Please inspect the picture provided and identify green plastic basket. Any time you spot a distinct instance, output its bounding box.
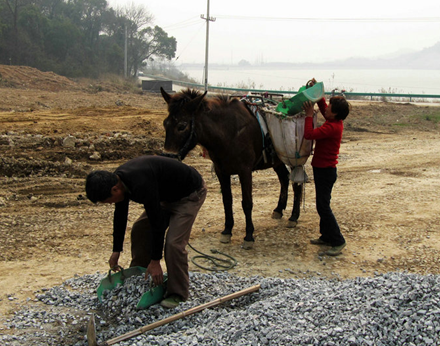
[276,82,325,115]
[96,266,167,309]
[97,266,147,301]
[136,276,168,310]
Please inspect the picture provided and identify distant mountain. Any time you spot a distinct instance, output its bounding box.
[272,42,440,69]
[377,48,416,59]
[179,42,440,70]
[386,42,440,69]
[330,42,440,69]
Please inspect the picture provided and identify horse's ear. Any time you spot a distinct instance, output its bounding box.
[160,87,171,104]
[187,91,207,113]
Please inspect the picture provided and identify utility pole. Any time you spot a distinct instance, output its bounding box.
[201,0,216,92]
[124,25,128,78]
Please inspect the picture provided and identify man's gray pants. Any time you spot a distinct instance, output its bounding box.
[130,181,207,300]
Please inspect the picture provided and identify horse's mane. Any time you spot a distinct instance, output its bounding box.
[179,88,204,100]
[168,88,205,114]
[170,89,242,113]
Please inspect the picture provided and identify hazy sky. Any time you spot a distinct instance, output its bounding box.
[109,0,440,65]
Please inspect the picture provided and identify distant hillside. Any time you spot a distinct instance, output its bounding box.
[180,42,440,70]
[387,42,440,69]
[329,42,440,69]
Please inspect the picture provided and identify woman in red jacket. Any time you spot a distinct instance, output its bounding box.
[303,79,350,256]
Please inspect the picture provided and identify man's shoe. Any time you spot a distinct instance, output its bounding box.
[160,295,183,308]
[325,243,346,256]
[310,238,330,246]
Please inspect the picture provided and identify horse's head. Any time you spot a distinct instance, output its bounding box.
[161,87,207,159]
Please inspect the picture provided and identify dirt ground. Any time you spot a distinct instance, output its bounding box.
[1,65,440,328]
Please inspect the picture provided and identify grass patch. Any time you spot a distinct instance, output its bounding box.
[76,74,141,94]
[424,114,440,123]
[410,111,440,124]
[347,103,440,134]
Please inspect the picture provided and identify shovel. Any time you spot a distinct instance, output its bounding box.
[87,284,261,346]
[96,266,146,301]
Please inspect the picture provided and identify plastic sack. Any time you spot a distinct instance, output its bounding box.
[263,108,316,168]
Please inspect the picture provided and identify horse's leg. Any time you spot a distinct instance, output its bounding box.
[287,182,303,228]
[271,164,289,220]
[238,171,254,249]
[217,173,234,243]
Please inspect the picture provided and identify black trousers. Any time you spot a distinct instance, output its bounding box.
[313,166,345,246]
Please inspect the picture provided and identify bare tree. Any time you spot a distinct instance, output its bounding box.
[115,2,175,77]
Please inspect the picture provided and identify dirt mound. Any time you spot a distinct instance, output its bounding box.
[0,65,79,91]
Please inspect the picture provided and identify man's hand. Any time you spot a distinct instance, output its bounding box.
[108,252,120,270]
[302,101,315,118]
[146,260,163,286]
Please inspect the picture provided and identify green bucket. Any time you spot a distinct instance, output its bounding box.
[96,266,147,301]
[136,276,168,310]
[96,266,167,309]
[276,81,325,115]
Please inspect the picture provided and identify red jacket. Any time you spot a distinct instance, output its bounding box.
[304,98,343,168]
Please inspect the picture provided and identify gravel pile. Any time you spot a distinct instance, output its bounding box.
[2,271,440,345]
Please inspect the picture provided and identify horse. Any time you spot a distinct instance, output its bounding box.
[160,87,303,249]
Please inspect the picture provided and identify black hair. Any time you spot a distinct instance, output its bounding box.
[329,96,350,120]
[85,170,119,203]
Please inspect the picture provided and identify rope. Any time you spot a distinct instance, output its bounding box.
[241,97,275,151]
[300,166,307,211]
[254,109,266,148]
[242,99,266,148]
[303,178,307,211]
[188,243,237,271]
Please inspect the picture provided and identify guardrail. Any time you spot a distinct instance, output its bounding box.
[142,75,440,102]
[334,92,440,102]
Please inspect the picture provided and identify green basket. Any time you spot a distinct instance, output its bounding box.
[136,276,168,310]
[97,266,147,301]
[96,266,167,309]
[276,82,325,115]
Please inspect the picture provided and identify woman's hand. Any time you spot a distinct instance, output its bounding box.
[307,78,317,87]
[302,101,315,117]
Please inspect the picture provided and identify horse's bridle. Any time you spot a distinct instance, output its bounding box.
[161,118,197,161]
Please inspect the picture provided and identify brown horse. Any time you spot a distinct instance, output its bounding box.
[160,87,303,249]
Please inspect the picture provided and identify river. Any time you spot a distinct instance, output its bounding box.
[179,67,440,95]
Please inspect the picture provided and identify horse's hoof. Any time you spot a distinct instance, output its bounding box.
[287,220,298,228]
[242,240,254,250]
[220,234,232,243]
[271,211,282,220]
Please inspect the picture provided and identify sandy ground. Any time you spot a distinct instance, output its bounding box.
[1,65,440,333]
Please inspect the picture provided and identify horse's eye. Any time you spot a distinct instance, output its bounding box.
[177,122,187,131]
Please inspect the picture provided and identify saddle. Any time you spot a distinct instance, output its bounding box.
[240,97,277,165]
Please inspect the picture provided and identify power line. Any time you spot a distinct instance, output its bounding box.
[161,16,201,30]
[155,15,440,32]
[175,22,206,60]
[215,15,440,23]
